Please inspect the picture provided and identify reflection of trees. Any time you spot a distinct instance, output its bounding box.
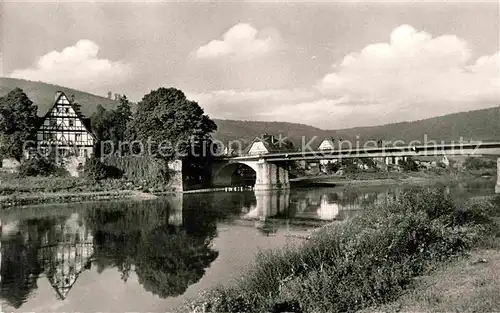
[0,230,41,308]
[0,217,86,307]
[86,198,220,299]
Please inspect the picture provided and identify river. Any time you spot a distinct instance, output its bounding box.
[0,180,495,312]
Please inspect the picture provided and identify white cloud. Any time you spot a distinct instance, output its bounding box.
[318,24,499,104]
[193,25,499,129]
[10,39,132,92]
[195,23,276,60]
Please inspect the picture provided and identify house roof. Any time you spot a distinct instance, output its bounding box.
[36,91,96,138]
[318,137,336,149]
[244,133,295,155]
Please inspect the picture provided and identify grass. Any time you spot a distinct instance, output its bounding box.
[0,171,175,208]
[178,189,500,313]
[360,248,500,313]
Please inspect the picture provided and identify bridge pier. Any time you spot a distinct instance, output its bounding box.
[254,160,290,191]
[496,157,500,194]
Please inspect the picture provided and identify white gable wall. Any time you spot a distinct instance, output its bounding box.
[318,140,335,150]
[248,142,269,155]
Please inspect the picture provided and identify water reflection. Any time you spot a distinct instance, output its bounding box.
[0,180,494,311]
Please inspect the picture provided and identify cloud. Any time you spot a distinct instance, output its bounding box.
[189,88,318,121]
[195,23,277,60]
[193,25,499,129]
[318,24,499,104]
[10,39,132,92]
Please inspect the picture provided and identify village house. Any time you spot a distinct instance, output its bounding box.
[245,133,295,156]
[318,137,338,173]
[28,91,96,174]
[318,137,336,151]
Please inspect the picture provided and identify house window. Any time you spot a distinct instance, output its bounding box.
[64,108,69,113]
[69,119,74,127]
[43,133,51,141]
[83,149,89,158]
[75,133,81,142]
[50,119,57,127]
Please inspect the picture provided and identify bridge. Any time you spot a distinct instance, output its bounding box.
[211,141,500,193]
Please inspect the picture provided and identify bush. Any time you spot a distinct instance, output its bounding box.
[464,157,496,170]
[399,157,419,172]
[179,188,500,313]
[83,157,108,181]
[102,155,167,183]
[19,155,65,177]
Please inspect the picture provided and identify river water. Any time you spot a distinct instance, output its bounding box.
[0,180,495,312]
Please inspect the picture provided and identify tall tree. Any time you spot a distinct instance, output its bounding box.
[129,87,217,160]
[0,88,38,160]
[91,96,133,155]
[115,95,132,141]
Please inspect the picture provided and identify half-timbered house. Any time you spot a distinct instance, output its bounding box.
[34,91,96,160]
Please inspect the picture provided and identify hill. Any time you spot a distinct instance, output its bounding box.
[0,77,119,117]
[214,105,500,149]
[1,78,498,148]
[324,106,500,144]
[212,119,328,148]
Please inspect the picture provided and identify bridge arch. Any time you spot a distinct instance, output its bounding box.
[211,160,291,190]
[212,161,258,188]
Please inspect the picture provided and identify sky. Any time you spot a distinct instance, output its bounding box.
[2,1,499,129]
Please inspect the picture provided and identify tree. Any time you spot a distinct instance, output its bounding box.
[0,88,38,160]
[91,96,133,156]
[115,95,132,140]
[129,87,217,160]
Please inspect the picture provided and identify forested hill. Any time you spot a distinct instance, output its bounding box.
[2,77,498,147]
[214,106,500,147]
[0,77,119,117]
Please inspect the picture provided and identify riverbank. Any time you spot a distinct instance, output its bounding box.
[177,189,500,313]
[291,168,497,188]
[0,168,495,208]
[0,189,160,209]
[359,248,500,313]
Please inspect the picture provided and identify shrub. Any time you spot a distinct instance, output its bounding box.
[19,155,64,177]
[464,157,496,170]
[399,157,419,172]
[179,188,500,313]
[83,157,108,181]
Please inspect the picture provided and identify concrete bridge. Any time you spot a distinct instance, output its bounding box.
[212,141,500,193]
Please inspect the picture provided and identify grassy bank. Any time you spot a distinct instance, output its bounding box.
[178,189,500,313]
[359,248,500,313]
[0,172,172,208]
[292,168,497,187]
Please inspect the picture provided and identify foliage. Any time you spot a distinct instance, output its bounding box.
[0,88,38,160]
[325,162,341,173]
[128,87,217,160]
[91,96,132,155]
[180,188,500,313]
[464,157,497,170]
[399,157,419,172]
[18,154,65,177]
[102,155,169,184]
[83,157,108,181]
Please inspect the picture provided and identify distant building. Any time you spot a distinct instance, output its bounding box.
[32,91,96,161]
[318,138,337,171]
[318,138,335,151]
[245,133,294,156]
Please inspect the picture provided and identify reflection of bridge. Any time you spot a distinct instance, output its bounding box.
[239,188,381,223]
[212,142,500,193]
